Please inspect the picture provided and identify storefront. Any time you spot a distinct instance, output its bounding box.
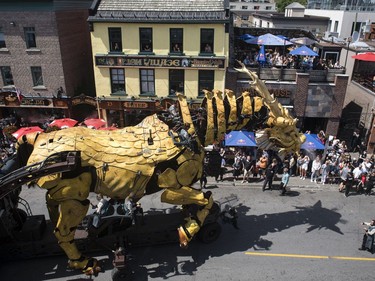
[0,91,70,126]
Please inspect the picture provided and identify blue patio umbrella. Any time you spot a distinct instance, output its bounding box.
[225,131,257,147]
[301,134,325,150]
[290,45,319,56]
[245,33,293,46]
[257,45,267,64]
[238,34,255,41]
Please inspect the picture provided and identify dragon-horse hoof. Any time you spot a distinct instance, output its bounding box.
[178,191,214,248]
[68,257,101,276]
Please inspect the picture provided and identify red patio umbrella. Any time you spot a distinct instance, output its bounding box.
[48,118,78,128]
[351,52,375,62]
[83,118,106,129]
[12,126,43,139]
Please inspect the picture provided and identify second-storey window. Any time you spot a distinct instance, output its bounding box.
[140,69,155,95]
[140,28,152,52]
[200,29,214,54]
[169,69,184,95]
[0,28,6,48]
[31,66,43,86]
[24,27,36,48]
[198,70,214,97]
[109,28,122,52]
[0,66,14,85]
[110,68,125,94]
[170,28,183,53]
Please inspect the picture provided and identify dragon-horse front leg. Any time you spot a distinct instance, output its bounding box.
[158,155,214,248]
[38,171,100,275]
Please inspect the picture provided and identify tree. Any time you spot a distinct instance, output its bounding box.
[275,0,307,13]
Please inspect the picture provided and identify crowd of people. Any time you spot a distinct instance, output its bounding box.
[240,49,343,71]
[202,131,375,197]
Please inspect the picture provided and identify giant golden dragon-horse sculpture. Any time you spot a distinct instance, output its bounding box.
[12,63,305,274]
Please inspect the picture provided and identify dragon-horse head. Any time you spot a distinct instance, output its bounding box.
[234,61,305,158]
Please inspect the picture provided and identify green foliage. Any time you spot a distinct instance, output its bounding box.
[275,0,307,13]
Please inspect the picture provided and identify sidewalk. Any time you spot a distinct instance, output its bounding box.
[204,170,339,191]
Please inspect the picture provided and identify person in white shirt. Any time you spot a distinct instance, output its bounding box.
[310,156,321,183]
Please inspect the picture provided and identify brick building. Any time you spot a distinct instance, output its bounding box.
[0,0,95,123]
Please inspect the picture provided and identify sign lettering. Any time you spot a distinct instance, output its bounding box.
[123,102,149,109]
[96,55,225,69]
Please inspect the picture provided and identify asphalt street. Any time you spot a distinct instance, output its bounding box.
[1,173,375,281]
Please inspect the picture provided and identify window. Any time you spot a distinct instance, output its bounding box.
[0,28,5,48]
[169,70,184,95]
[200,29,214,54]
[198,70,214,97]
[241,15,248,20]
[170,28,183,54]
[254,6,260,10]
[31,66,43,86]
[241,6,248,9]
[140,69,155,95]
[108,28,122,52]
[140,28,152,52]
[24,27,36,48]
[266,6,272,10]
[110,68,125,94]
[334,21,339,32]
[0,66,14,85]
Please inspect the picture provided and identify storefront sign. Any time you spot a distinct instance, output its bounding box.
[99,100,122,110]
[95,55,225,69]
[21,98,52,107]
[123,101,149,109]
[71,95,97,107]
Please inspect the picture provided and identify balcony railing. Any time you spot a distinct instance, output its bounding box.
[235,67,345,82]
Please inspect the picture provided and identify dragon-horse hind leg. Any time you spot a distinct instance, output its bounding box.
[161,186,213,247]
[159,162,214,248]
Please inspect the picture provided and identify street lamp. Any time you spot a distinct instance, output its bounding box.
[344,36,352,72]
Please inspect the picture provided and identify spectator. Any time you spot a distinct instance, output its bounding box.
[358,219,375,251]
[364,171,375,196]
[242,155,253,183]
[243,56,252,66]
[300,155,310,180]
[257,153,268,180]
[279,167,290,196]
[262,158,278,191]
[310,156,322,183]
[339,162,351,194]
[232,157,243,184]
[320,160,330,184]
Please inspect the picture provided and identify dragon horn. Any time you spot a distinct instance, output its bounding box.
[234,60,283,118]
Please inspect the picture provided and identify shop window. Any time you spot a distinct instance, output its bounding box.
[24,27,36,48]
[110,68,126,95]
[198,70,214,97]
[31,66,43,86]
[108,28,122,52]
[0,28,6,48]
[169,69,184,96]
[140,69,155,96]
[0,66,14,86]
[170,28,183,54]
[140,28,153,53]
[200,29,214,55]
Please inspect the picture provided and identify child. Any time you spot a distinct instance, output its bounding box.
[279,167,290,196]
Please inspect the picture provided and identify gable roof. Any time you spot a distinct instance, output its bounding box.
[285,2,305,9]
[97,0,225,11]
[89,0,229,23]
